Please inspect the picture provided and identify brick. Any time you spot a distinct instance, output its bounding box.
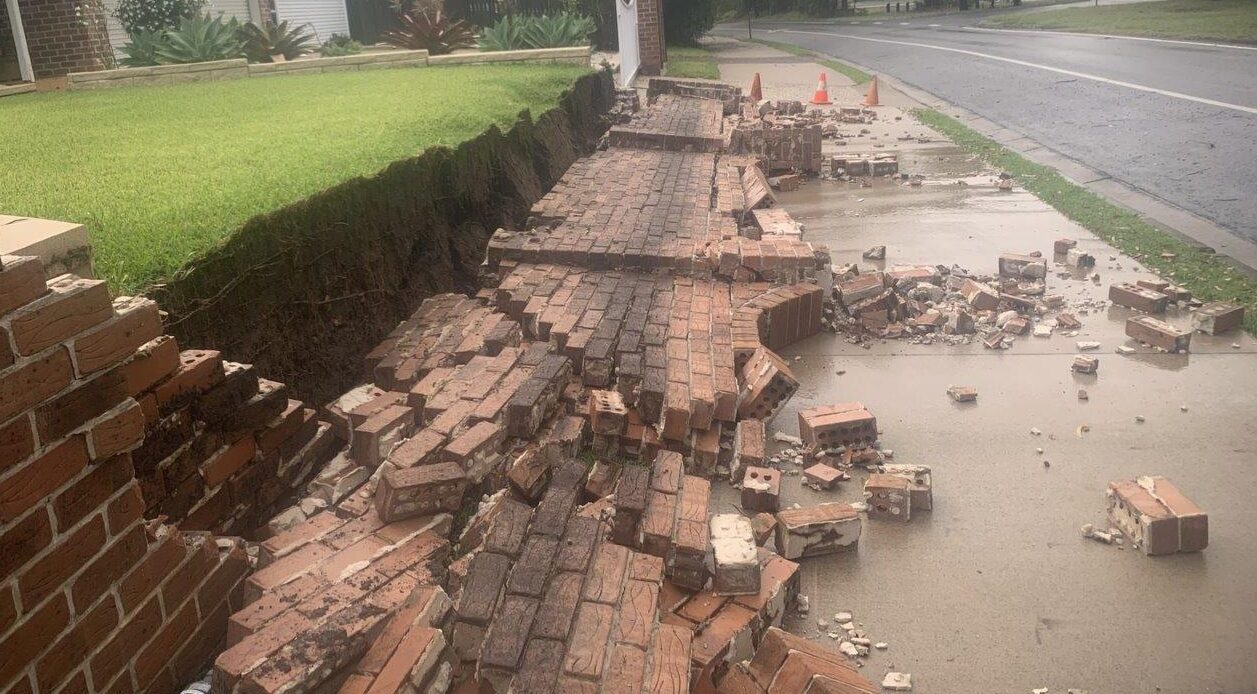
[613,579,658,648]
[71,522,148,612]
[0,434,88,522]
[555,515,600,573]
[482,499,532,557]
[481,595,539,672]
[34,367,128,443]
[441,420,505,483]
[1110,282,1168,313]
[19,512,105,609]
[365,625,445,694]
[1108,476,1208,555]
[456,551,510,626]
[0,345,73,423]
[87,399,145,459]
[72,297,163,375]
[512,638,565,694]
[0,593,70,687]
[201,435,257,488]
[153,350,223,408]
[376,461,467,522]
[0,505,53,580]
[740,466,780,513]
[582,542,630,604]
[711,514,760,596]
[798,402,877,450]
[133,598,198,685]
[563,601,614,680]
[646,623,692,694]
[531,571,583,642]
[107,481,145,535]
[775,503,861,560]
[603,644,647,694]
[352,404,414,468]
[8,276,111,356]
[1126,315,1192,353]
[53,451,132,529]
[1192,301,1244,335]
[0,255,48,317]
[164,537,220,612]
[386,428,446,469]
[0,414,36,477]
[35,596,119,691]
[121,336,180,397]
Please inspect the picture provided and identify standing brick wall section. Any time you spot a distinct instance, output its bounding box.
[12,0,111,78]
[636,0,664,76]
[0,251,340,693]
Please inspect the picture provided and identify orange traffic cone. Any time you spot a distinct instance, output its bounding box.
[749,72,763,102]
[810,72,832,105]
[863,75,880,107]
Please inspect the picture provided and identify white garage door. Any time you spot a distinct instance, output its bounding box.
[274,0,348,43]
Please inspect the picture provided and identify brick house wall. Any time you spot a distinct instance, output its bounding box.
[9,0,111,78]
[636,0,664,76]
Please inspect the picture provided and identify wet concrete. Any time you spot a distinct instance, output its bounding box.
[710,85,1257,691]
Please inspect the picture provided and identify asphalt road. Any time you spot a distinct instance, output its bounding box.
[714,12,1257,246]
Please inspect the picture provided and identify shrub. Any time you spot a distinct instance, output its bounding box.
[480,12,593,51]
[663,0,716,45]
[239,20,317,62]
[154,14,245,63]
[480,14,530,51]
[561,0,615,49]
[119,28,166,66]
[381,10,477,54]
[114,0,205,34]
[522,12,594,48]
[320,34,363,57]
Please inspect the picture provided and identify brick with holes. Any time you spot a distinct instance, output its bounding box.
[740,466,780,514]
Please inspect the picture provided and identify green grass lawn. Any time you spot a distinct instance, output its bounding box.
[664,45,721,80]
[0,63,588,293]
[982,0,1257,43]
[915,108,1257,335]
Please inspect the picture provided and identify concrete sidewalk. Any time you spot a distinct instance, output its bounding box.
[710,39,1257,694]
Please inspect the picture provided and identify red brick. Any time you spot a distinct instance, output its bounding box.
[0,345,73,423]
[603,644,647,694]
[71,522,148,612]
[244,540,334,598]
[0,584,16,636]
[197,544,250,614]
[118,530,187,613]
[0,504,53,579]
[121,335,180,397]
[201,435,257,487]
[215,610,316,684]
[171,597,230,683]
[260,512,346,564]
[0,255,48,317]
[0,326,13,369]
[582,542,630,604]
[0,415,36,477]
[0,593,70,687]
[91,595,162,686]
[35,596,119,691]
[254,399,303,455]
[646,623,692,694]
[34,367,128,443]
[88,399,145,459]
[162,536,219,614]
[367,625,443,692]
[225,573,324,645]
[613,580,658,649]
[72,297,163,376]
[52,451,133,529]
[8,276,112,356]
[563,601,614,680]
[0,434,89,523]
[107,481,145,535]
[133,598,198,685]
[153,350,223,408]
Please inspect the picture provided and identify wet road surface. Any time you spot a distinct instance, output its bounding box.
[713,14,1257,246]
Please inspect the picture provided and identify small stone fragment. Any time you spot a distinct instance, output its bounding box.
[1078,388,1088,401]
[863,245,887,260]
[882,672,913,691]
[947,385,978,402]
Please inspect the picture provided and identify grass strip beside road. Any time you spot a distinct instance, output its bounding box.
[914,108,1257,335]
[981,0,1257,44]
[746,38,872,84]
[665,45,722,79]
[0,63,588,294]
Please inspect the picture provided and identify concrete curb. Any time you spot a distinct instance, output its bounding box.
[744,41,1257,277]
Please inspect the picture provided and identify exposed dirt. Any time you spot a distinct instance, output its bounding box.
[147,71,617,406]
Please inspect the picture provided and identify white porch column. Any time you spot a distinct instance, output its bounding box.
[5,0,34,81]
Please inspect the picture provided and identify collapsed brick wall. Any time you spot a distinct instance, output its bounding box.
[1,254,261,694]
[148,70,617,408]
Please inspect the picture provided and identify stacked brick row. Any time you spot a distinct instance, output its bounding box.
[727,121,825,175]
[607,94,726,152]
[1,254,253,694]
[611,452,711,590]
[485,147,824,282]
[451,460,693,693]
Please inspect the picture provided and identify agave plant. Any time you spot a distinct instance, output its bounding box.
[154,14,244,63]
[522,12,594,49]
[120,28,167,67]
[479,14,529,52]
[239,20,316,62]
[381,10,477,55]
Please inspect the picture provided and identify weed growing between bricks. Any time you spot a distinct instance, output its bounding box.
[915,107,1257,335]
